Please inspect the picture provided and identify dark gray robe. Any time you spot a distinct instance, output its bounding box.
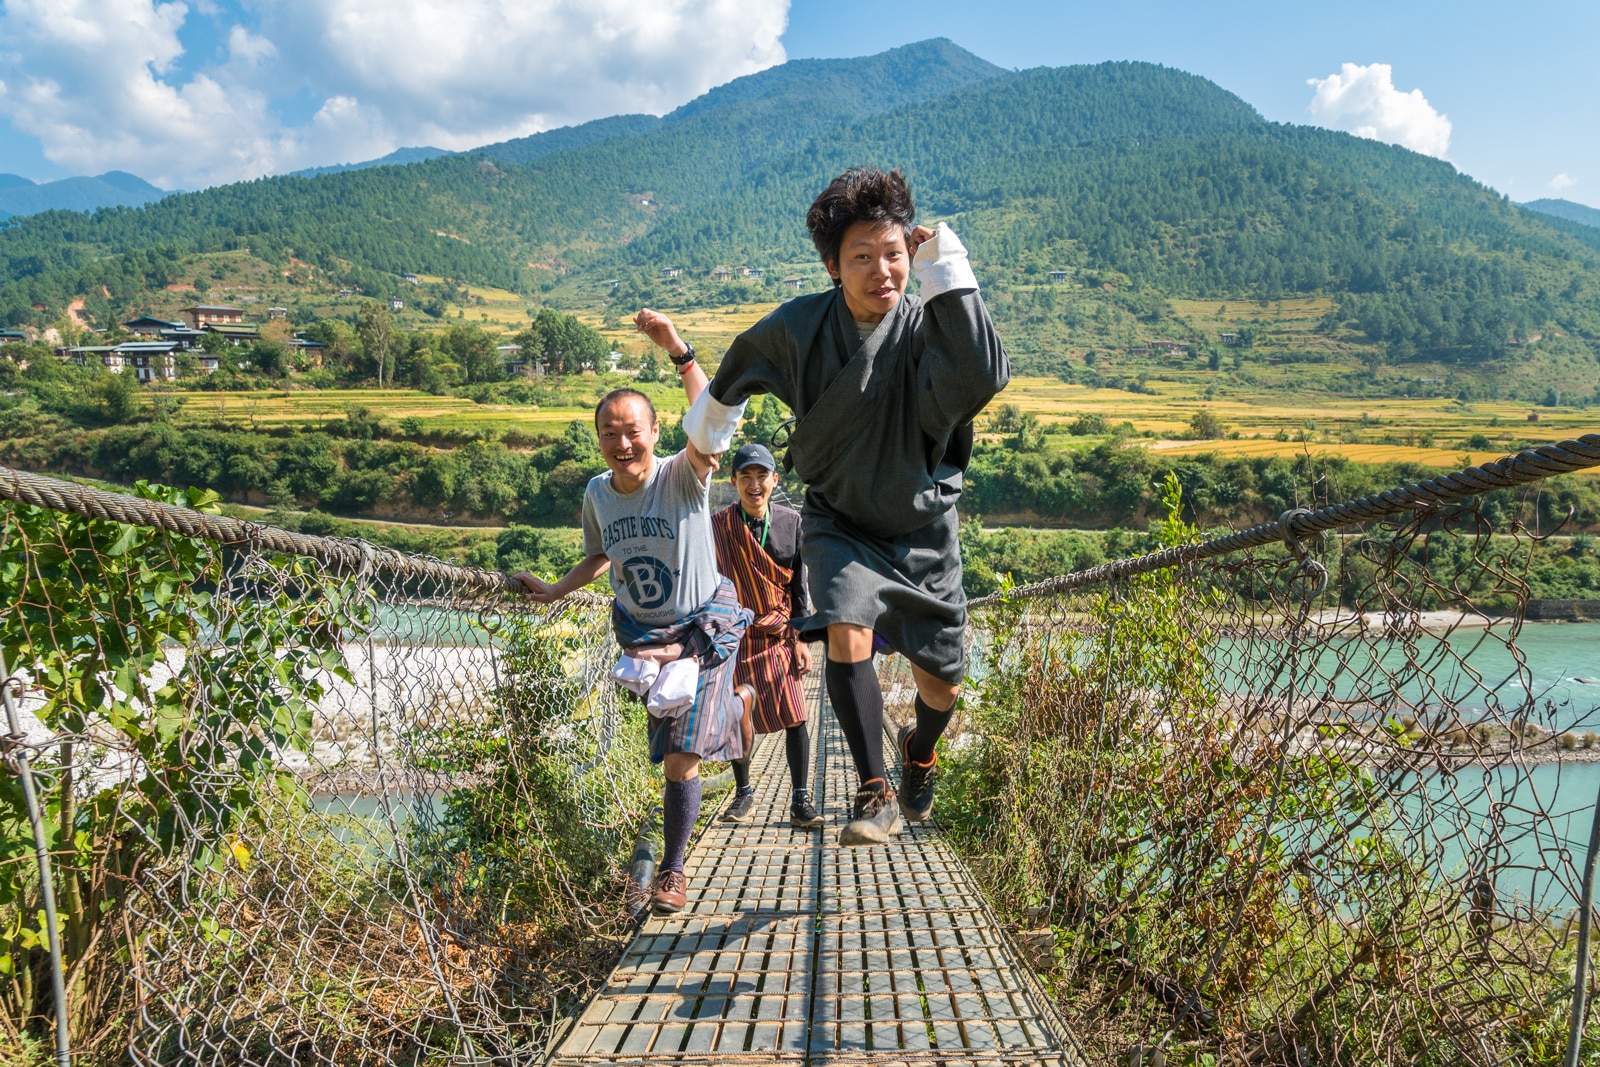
[709,285,1008,682]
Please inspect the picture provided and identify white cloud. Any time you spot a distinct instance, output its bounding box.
[1551,173,1577,191]
[1306,62,1452,159]
[0,0,297,186]
[0,0,789,186]
[259,0,789,151]
[227,26,277,66]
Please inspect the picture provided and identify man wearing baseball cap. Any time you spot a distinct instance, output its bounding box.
[710,442,822,828]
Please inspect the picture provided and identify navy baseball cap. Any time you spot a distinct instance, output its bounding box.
[731,443,777,472]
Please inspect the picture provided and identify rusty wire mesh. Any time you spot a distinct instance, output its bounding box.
[0,480,645,1065]
[925,490,1600,1066]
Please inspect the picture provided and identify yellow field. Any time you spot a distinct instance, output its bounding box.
[1148,439,1506,466]
[584,303,781,358]
[170,388,594,432]
[1167,295,1337,341]
[999,376,1599,452]
[413,277,780,360]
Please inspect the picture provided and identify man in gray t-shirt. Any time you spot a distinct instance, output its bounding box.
[583,449,719,626]
[514,307,752,918]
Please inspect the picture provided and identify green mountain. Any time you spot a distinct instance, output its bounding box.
[0,39,1596,379]
[1524,197,1600,230]
[0,170,168,221]
[289,146,453,178]
[1521,198,1600,253]
[475,114,663,164]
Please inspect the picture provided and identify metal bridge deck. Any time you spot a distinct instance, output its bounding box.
[552,681,1084,1066]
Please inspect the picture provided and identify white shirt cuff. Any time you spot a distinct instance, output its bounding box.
[681,388,747,454]
[913,221,979,299]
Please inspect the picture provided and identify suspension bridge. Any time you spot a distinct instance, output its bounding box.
[6,437,1600,1065]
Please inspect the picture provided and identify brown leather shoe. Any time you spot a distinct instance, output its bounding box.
[651,870,687,914]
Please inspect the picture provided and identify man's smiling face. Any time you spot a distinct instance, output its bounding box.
[827,219,910,323]
[597,395,659,486]
[734,465,779,517]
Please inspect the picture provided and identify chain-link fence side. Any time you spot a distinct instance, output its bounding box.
[0,472,644,1066]
[937,445,1600,1066]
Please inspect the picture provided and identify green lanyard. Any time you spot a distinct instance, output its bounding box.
[743,507,769,549]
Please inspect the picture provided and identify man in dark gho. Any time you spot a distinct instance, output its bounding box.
[711,443,822,830]
[641,167,1009,845]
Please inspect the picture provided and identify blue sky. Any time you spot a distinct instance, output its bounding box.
[1,0,1595,207]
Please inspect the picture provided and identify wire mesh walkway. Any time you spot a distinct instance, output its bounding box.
[552,680,1087,1066]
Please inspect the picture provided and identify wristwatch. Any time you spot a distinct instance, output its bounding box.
[669,342,696,367]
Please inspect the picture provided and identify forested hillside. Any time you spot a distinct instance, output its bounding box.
[1,39,1597,379]
[0,39,1005,328]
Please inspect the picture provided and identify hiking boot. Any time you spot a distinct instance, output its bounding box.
[651,870,687,914]
[790,789,824,829]
[838,779,901,845]
[722,785,757,823]
[897,724,937,823]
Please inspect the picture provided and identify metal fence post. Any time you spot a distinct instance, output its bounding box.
[0,648,72,1066]
[1567,785,1600,1067]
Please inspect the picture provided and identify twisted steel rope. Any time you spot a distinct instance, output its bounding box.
[0,463,615,603]
[8,432,1599,611]
[971,433,1600,607]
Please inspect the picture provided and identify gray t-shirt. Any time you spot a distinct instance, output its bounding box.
[582,450,720,625]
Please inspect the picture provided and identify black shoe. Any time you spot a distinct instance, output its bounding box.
[722,786,757,823]
[790,790,824,829]
[839,779,901,845]
[897,724,937,822]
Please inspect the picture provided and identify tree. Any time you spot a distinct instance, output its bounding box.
[1187,408,1226,440]
[443,322,501,383]
[302,318,357,369]
[252,338,288,378]
[743,394,788,445]
[356,302,394,387]
[989,403,1024,434]
[95,367,142,423]
[523,309,607,375]
[0,482,356,1047]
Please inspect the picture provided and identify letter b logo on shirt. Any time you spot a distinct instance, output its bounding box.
[622,557,674,610]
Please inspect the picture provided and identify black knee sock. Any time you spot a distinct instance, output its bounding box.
[908,694,954,764]
[785,722,810,793]
[825,658,885,785]
[660,776,702,875]
[731,757,751,791]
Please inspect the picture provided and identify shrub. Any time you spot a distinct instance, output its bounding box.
[0,482,360,1048]
[1561,731,1579,750]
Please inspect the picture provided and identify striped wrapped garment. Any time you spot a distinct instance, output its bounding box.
[612,576,752,763]
[712,504,807,734]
